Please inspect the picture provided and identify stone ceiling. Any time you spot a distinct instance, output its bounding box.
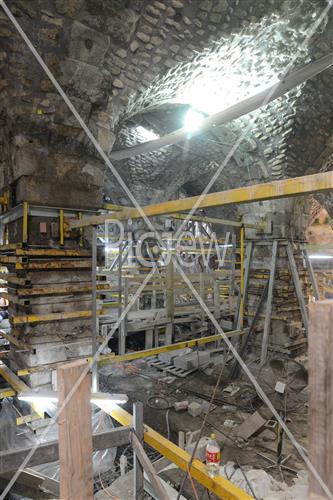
[0,0,332,223]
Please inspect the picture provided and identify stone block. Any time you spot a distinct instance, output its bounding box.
[188,401,202,417]
[236,411,266,440]
[59,58,105,104]
[158,348,191,364]
[69,21,110,66]
[173,351,210,371]
[15,176,103,209]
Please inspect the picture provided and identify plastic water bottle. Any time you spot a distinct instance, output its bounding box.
[205,433,220,478]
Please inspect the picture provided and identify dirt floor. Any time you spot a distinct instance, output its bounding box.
[98,349,308,498]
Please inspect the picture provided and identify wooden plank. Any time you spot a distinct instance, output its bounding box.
[309,300,333,498]
[0,428,131,474]
[57,359,93,500]
[15,260,91,270]
[0,247,91,257]
[11,309,100,325]
[13,283,111,296]
[131,432,168,499]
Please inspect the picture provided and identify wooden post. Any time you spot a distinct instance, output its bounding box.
[57,359,93,500]
[309,300,333,498]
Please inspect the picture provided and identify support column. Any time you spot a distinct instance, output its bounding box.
[309,300,333,498]
[58,359,93,500]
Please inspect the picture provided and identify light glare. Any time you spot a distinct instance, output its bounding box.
[136,125,159,141]
[183,108,205,133]
[308,254,333,259]
[18,391,128,406]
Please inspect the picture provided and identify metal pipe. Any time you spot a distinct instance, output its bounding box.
[91,225,98,392]
[133,402,144,500]
[59,209,64,246]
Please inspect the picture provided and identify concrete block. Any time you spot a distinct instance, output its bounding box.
[188,401,202,417]
[186,436,209,461]
[173,351,210,371]
[236,411,266,440]
[158,348,191,364]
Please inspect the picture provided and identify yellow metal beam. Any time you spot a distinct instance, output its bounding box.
[0,388,15,399]
[101,405,252,500]
[12,309,99,325]
[22,201,29,244]
[0,361,44,417]
[102,203,130,211]
[98,329,245,367]
[70,171,333,228]
[17,330,245,376]
[59,208,64,245]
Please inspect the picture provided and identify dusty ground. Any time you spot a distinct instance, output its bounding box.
[98,350,308,498]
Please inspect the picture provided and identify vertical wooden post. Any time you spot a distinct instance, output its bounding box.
[309,300,333,498]
[58,359,93,500]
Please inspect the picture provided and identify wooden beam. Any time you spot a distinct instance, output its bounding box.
[131,432,168,499]
[70,171,333,228]
[57,359,93,500]
[309,300,333,498]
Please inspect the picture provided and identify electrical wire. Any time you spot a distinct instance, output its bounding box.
[165,408,171,441]
[187,463,200,500]
[176,345,231,499]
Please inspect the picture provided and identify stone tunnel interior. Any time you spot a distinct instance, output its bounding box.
[0,0,333,498]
